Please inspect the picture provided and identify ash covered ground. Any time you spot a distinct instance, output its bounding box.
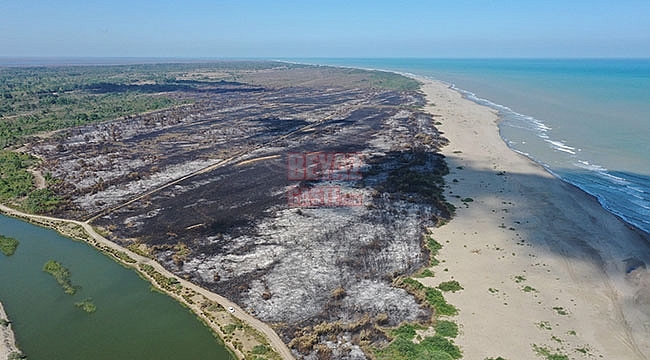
[27,63,451,359]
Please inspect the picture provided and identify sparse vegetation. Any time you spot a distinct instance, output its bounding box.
[139,263,181,292]
[427,236,443,266]
[435,320,459,338]
[553,306,569,316]
[43,259,77,295]
[438,280,463,293]
[375,323,462,360]
[75,298,97,313]
[0,234,19,256]
[522,285,537,293]
[415,268,435,278]
[425,288,459,316]
[8,351,27,360]
[251,344,270,355]
[532,344,569,360]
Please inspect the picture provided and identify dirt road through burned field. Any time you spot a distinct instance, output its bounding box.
[26,63,451,359]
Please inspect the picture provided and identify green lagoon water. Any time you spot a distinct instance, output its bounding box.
[0,214,232,360]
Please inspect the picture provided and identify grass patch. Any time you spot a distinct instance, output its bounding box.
[375,327,462,360]
[426,236,443,266]
[400,277,425,292]
[438,280,463,293]
[0,150,63,213]
[435,320,458,338]
[43,259,77,295]
[425,288,458,316]
[74,298,97,313]
[532,344,569,360]
[139,263,181,292]
[391,323,424,339]
[415,268,435,278]
[251,344,270,355]
[552,306,569,316]
[0,234,19,256]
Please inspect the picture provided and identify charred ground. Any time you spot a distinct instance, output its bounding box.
[21,62,452,359]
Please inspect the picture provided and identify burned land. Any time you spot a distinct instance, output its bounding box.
[18,62,452,359]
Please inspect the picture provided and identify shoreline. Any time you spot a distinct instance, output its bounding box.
[288,59,650,238]
[0,301,21,360]
[0,204,293,360]
[415,77,650,359]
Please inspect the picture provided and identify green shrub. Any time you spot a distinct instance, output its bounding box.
[420,335,462,359]
[0,234,19,256]
[43,259,77,295]
[425,288,458,316]
[435,320,459,338]
[75,298,97,313]
[251,344,269,354]
[438,280,463,293]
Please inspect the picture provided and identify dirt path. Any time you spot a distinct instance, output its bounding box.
[0,204,295,360]
[27,169,46,190]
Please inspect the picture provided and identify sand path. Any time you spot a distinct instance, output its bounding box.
[418,78,650,359]
[0,204,295,360]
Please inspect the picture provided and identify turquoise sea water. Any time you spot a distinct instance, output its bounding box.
[291,58,650,235]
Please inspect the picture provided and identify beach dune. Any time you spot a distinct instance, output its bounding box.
[419,78,650,359]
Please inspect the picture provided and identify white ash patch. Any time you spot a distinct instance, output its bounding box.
[339,280,426,324]
[123,208,162,227]
[73,159,219,213]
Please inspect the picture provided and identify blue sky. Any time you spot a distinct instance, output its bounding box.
[1,0,649,58]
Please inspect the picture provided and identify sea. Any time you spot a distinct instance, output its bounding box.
[289,58,650,236]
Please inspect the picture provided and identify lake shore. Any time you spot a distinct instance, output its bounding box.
[417,77,650,359]
[0,301,21,360]
[0,204,293,360]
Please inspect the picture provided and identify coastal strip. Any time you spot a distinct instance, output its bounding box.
[416,77,650,359]
[0,204,294,360]
[0,301,22,360]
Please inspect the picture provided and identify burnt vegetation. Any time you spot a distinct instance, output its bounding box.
[5,62,453,359]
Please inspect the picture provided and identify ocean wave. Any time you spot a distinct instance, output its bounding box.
[575,160,608,172]
[448,83,650,234]
[545,139,576,154]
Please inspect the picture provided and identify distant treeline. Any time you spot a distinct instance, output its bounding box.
[0,61,286,148]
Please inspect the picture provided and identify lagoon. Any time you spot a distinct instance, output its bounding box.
[0,214,232,360]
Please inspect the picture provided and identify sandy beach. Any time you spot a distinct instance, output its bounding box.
[0,301,20,360]
[418,78,650,359]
